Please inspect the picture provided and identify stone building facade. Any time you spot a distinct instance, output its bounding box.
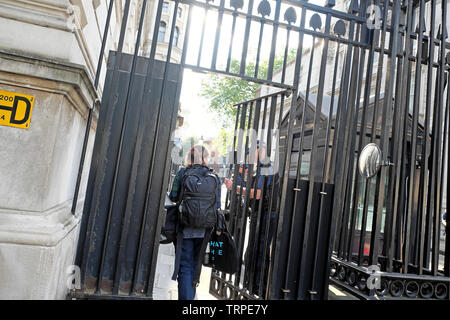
[0,0,186,299]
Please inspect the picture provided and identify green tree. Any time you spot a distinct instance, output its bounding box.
[200,49,297,125]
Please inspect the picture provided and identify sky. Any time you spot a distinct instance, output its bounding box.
[177,0,326,142]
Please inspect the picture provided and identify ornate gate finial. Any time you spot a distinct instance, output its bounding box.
[257,0,271,17]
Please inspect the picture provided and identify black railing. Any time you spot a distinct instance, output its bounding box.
[70,0,449,300]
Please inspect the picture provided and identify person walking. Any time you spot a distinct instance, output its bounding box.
[168,145,221,300]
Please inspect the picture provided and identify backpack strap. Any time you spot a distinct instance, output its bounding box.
[177,167,189,203]
[192,227,213,287]
[171,229,185,281]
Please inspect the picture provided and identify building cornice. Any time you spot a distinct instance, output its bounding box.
[0,199,82,247]
[0,0,73,32]
[0,49,99,124]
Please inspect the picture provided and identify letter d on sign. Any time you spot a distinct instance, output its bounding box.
[0,90,35,129]
[10,96,32,125]
[66,265,81,290]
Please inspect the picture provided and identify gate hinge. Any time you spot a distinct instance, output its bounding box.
[281,288,291,294]
[382,161,395,167]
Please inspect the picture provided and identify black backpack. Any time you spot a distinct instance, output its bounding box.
[170,165,221,286]
[179,165,219,229]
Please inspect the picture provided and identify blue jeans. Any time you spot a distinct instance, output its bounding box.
[175,238,203,300]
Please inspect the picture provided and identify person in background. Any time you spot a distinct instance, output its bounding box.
[169,145,222,300]
[209,149,221,174]
[224,140,279,297]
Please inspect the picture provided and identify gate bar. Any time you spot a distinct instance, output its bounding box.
[332,4,358,260]
[257,94,279,298]
[242,98,262,293]
[143,0,183,296]
[247,97,269,295]
[96,0,150,294]
[347,1,377,264]
[299,10,333,299]
[73,0,115,270]
[240,0,255,76]
[431,17,447,276]
[78,0,132,285]
[211,0,225,71]
[404,0,424,273]
[336,14,362,262]
[329,5,358,258]
[235,101,255,291]
[265,93,286,298]
[446,69,450,277]
[419,0,437,274]
[266,0,282,82]
[71,0,115,216]
[369,0,401,268]
[393,0,414,273]
[272,5,306,299]
[355,0,388,267]
[254,16,266,79]
[342,34,367,263]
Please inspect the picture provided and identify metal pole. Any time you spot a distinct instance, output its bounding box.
[71,0,115,215]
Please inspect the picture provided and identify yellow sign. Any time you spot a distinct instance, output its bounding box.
[0,90,35,129]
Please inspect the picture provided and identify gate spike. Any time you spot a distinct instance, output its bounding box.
[230,0,243,10]
[309,13,322,30]
[415,16,426,33]
[350,0,359,13]
[284,7,297,25]
[257,0,271,17]
[437,24,448,40]
[334,20,346,37]
[325,0,335,7]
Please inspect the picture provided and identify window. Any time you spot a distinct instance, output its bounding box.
[173,27,179,47]
[162,2,169,13]
[177,7,182,18]
[158,21,166,42]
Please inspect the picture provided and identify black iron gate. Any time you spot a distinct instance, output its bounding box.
[72,52,182,298]
[69,0,450,300]
[208,88,336,300]
[329,0,450,300]
[71,0,185,298]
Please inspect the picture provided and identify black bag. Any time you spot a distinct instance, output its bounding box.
[203,214,239,275]
[179,165,219,229]
[160,204,179,244]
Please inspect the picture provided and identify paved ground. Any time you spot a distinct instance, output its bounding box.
[153,242,216,300]
[154,243,356,301]
[328,284,359,300]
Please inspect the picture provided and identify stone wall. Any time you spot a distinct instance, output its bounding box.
[0,0,189,300]
[0,0,104,299]
[0,49,97,299]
